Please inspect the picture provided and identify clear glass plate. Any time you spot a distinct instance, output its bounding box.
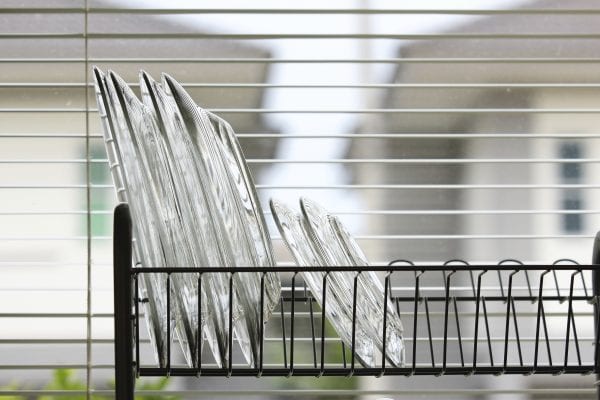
[155,73,258,367]
[300,197,405,367]
[108,71,203,367]
[329,215,405,367]
[269,199,376,367]
[205,111,281,319]
[140,71,246,368]
[93,67,171,368]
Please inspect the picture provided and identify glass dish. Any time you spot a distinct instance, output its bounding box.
[300,197,405,367]
[108,71,202,367]
[156,74,258,367]
[205,111,281,318]
[270,199,376,366]
[140,71,255,368]
[329,215,405,367]
[93,67,171,368]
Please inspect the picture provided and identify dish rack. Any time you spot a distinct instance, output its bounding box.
[112,203,600,399]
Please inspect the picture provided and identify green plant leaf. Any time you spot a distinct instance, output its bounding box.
[0,382,26,400]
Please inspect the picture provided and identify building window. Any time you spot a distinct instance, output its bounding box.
[560,143,582,180]
[562,195,582,233]
[559,142,583,233]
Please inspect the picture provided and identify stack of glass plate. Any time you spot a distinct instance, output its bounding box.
[93,68,281,368]
[271,198,405,367]
[95,67,404,369]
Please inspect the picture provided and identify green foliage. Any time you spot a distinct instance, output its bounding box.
[275,318,359,399]
[0,382,25,399]
[28,369,180,400]
[134,378,179,400]
[38,369,105,400]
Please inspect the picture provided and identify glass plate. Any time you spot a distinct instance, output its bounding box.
[329,215,405,367]
[108,71,202,367]
[205,111,281,318]
[93,67,170,368]
[300,197,405,367]
[159,74,258,367]
[139,71,241,368]
[269,199,376,367]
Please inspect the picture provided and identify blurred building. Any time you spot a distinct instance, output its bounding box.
[351,0,600,398]
[350,0,600,265]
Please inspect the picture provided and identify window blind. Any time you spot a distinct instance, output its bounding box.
[1,1,599,398]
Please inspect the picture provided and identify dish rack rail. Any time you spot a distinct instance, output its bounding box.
[112,203,600,399]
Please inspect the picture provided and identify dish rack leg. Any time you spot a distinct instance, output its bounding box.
[113,204,135,400]
[592,231,600,400]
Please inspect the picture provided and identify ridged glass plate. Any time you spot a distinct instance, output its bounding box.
[108,71,204,367]
[93,67,171,368]
[159,74,258,367]
[329,215,405,367]
[205,111,281,319]
[139,71,244,367]
[270,199,376,367]
[300,197,405,367]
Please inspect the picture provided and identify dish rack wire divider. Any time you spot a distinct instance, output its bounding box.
[112,203,600,399]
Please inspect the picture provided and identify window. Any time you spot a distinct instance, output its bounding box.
[559,142,584,233]
[560,143,582,180]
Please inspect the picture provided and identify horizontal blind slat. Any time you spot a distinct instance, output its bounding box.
[5,33,600,40]
[1,158,600,164]
[0,234,594,240]
[5,57,600,63]
[3,108,600,113]
[0,388,590,397]
[5,82,600,88]
[3,133,600,139]
[2,184,600,189]
[3,209,599,216]
[5,8,600,15]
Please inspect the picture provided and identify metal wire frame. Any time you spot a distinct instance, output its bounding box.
[113,204,600,399]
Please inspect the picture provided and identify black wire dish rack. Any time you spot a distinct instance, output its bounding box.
[112,203,600,399]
